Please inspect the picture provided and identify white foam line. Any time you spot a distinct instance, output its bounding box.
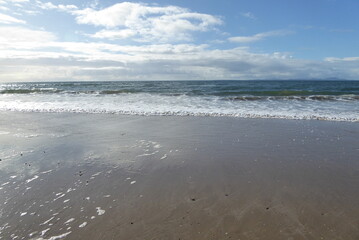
[26,175,39,183]
[91,172,102,177]
[79,222,87,228]
[64,218,75,224]
[20,212,27,216]
[29,231,38,237]
[96,207,105,216]
[160,154,167,160]
[40,170,53,174]
[130,181,136,185]
[7,106,356,122]
[53,194,65,201]
[1,182,10,186]
[47,231,72,240]
[41,216,54,225]
[137,150,159,157]
[41,228,50,236]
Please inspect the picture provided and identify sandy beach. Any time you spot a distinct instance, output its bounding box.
[0,112,358,240]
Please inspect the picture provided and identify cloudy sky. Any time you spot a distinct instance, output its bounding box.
[0,0,358,81]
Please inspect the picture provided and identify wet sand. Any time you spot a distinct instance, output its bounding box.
[0,112,358,240]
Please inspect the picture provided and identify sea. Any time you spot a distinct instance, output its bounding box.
[0,80,358,122]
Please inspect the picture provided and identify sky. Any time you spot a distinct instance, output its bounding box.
[0,0,358,81]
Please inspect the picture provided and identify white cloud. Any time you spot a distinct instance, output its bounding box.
[0,0,42,16]
[0,0,29,6]
[89,29,136,40]
[0,0,28,4]
[71,2,222,42]
[0,5,9,11]
[325,57,359,62]
[0,26,56,50]
[229,30,293,43]
[1,32,358,81]
[0,2,357,81]
[0,13,25,24]
[241,12,256,20]
[36,1,78,11]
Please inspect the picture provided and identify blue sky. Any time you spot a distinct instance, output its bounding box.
[0,0,358,81]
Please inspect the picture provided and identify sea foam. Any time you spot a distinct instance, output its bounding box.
[0,81,358,122]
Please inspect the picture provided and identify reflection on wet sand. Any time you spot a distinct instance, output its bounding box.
[0,112,359,239]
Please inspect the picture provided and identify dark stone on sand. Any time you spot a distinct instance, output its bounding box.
[191,198,196,201]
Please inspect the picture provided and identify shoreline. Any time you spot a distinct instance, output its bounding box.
[1,112,358,239]
[0,109,358,123]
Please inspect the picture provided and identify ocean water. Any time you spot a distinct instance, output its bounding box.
[0,80,358,121]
